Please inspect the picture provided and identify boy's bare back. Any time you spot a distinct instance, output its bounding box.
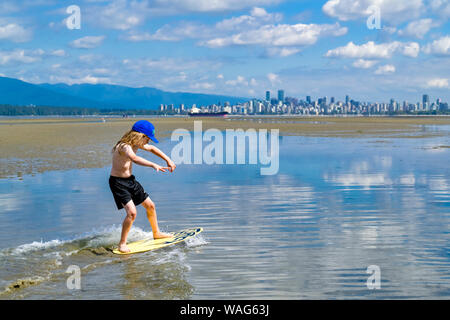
[110,143,137,178]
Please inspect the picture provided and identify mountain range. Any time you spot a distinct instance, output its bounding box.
[0,76,248,110]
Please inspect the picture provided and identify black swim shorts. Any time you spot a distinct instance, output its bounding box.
[109,175,149,210]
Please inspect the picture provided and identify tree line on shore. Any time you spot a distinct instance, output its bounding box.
[0,104,166,116]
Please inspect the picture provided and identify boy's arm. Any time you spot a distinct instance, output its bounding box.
[123,144,168,172]
[142,144,176,172]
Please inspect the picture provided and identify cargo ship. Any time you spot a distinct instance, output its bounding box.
[188,111,229,117]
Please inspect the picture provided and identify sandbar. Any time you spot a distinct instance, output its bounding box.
[1,115,449,178]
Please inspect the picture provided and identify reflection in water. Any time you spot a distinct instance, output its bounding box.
[323,156,394,190]
[0,133,449,299]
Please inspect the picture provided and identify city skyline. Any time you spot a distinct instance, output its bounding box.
[162,89,449,116]
[259,90,447,106]
[0,1,449,102]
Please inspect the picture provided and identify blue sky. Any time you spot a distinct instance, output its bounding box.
[0,0,449,103]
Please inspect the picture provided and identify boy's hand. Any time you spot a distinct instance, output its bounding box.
[154,164,169,172]
[166,159,176,172]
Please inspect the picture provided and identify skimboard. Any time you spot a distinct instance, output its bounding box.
[112,227,203,255]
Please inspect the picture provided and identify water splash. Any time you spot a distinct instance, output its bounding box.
[0,225,204,298]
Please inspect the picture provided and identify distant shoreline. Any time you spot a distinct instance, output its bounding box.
[1,113,450,120]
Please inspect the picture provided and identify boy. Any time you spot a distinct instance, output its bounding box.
[109,120,176,253]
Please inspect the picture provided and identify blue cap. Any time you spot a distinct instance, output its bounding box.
[132,120,159,143]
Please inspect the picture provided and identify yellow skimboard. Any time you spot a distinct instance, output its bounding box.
[112,227,203,255]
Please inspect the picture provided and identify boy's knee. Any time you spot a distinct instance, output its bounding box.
[145,200,155,211]
[126,210,137,220]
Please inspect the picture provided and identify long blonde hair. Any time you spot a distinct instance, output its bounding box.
[112,130,147,153]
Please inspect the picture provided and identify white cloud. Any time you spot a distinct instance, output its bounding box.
[32,48,45,56]
[159,71,189,85]
[267,72,281,86]
[125,22,210,42]
[152,0,282,13]
[78,54,103,63]
[325,41,420,59]
[121,31,153,42]
[127,7,283,43]
[0,48,68,66]
[190,82,215,90]
[374,64,396,75]
[92,68,112,76]
[225,75,248,86]
[266,47,301,57]
[202,22,347,48]
[0,20,32,42]
[92,0,149,30]
[426,78,449,88]
[49,74,111,85]
[322,0,424,23]
[87,0,282,28]
[50,49,66,57]
[0,49,40,65]
[430,0,450,18]
[423,36,450,56]
[383,26,397,34]
[79,75,104,84]
[251,6,272,17]
[70,36,106,49]
[352,59,378,69]
[402,42,420,58]
[123,7,345,58]
[398,19,439,39]
[215,7,282,31]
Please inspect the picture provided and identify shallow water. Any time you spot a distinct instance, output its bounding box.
[0,129,449,299]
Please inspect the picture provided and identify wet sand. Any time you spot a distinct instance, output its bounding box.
[1,116,449,178]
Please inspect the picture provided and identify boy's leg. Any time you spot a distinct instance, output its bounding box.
[118,200,137,253]
[141,197,172,239]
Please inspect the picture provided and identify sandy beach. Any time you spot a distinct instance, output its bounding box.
[1,115,449,178]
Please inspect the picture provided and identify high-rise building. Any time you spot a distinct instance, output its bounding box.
[423,94,429,105]
[266,91,270,101]
[345,95,350,105]
[306,96,311,104]
[278,90,284,102]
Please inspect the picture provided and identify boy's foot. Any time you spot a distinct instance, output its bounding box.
[153,231,173,239]
[118,243,131,253]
